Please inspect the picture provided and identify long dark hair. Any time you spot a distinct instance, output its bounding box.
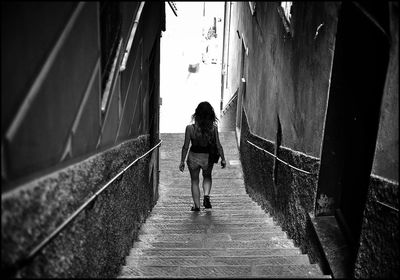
[192,101,218,141]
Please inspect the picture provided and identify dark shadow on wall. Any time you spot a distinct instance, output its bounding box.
[315,2,390,273]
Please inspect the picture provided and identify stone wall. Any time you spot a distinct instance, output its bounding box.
[354,176,399,278]
[224,2,339,157]
[223,1,398,277]
[239,109,322,266]
[1,135,157,278]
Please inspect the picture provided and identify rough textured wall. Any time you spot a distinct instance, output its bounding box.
[226,2,339,157]
[354,176,399,278]
[1,135,156,278]
[354,3,399,277]
[240,109,322,265]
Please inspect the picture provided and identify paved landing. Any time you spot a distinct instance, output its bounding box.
[118,132,329,278]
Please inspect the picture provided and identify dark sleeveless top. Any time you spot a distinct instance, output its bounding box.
[190,145,210,153]
[190,124,215,154]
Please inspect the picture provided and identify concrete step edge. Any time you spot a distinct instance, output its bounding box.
[125,255,311,260]
[119,264,326,277]
[119,276,331,279]
[124,257,313,267]
[130,247,302,252]
[137,232,286,238]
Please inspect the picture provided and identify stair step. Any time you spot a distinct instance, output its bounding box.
[151,208,264,214]
[119,264,326,278]
[128,248,303,257]
[139,226,281,234]
[138,232,287,242]
[153,204,262,209]
[155,199,258,204]
[149,210,268,217]
[156,198,257,204]
[133,239,295,249]
[154,209,260,213]
[147,215,273,222]
[154,203,262,209]
[124,255,311,267]
[145,217,275,224]
[158,194,249,198]
[159,193,251,197]
[159,188,248,192]
[141,221,277,227]
[144,218,274,223]
[159,191,249,195]
[140,223,279,232]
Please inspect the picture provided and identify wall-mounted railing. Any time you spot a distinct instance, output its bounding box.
[10,140,162,272]
[375,200,399,212]
[246,139,313,175]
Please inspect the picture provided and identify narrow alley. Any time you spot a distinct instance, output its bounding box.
[1,2,398,279]
[118,132,327,278]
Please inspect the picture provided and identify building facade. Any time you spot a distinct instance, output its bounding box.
[220,2,398,278]
[1,2,165,277]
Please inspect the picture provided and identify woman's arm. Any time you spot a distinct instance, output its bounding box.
[179,125,191,171]
[215,127,226,168]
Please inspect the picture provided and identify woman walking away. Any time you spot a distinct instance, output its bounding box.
[179,101,226,211]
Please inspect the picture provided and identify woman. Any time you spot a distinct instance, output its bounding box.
[179,101,226,211]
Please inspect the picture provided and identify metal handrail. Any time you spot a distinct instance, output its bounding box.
[375,200,399,212]
[18,140,162,269]
[246,139,313,175]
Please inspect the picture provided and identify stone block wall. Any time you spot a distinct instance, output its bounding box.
[1,135,157,278]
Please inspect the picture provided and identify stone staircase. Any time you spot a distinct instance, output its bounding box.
[118,132,329,278]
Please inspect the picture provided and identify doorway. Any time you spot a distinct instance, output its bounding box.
[316,1,390,265]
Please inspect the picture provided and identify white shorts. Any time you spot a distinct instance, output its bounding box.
[187,151,213,176]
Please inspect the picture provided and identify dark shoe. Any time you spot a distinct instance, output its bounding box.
[203,195,212,209]
[191,206,200,211]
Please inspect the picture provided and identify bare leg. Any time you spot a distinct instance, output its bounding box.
[188,167,201,208]
[202,164,214,196]
[202,175,212,196]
